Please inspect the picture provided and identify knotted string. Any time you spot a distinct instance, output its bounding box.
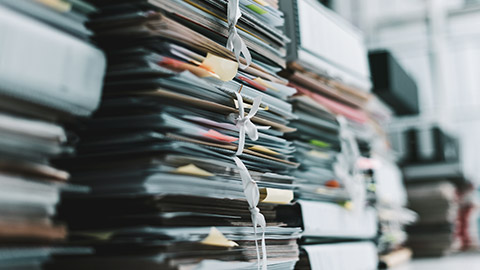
[227,0,252,69]
[337,116,360,174]
[233,92,270,155]
[232,91,268,270]
[233,156,267,270]
[336,116,366,212]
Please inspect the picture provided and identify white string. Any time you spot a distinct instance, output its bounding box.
[232,91,268,270]
[227,0,252,69]
[233,92,270,155]
[336,116,366,212]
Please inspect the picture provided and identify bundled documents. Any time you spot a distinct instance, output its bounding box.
[276,0,412,268]
[0,0,105,268]
[51,0,302,269]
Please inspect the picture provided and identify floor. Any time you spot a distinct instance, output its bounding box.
[392,252,480,270]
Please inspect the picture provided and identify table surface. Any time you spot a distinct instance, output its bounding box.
[392,252,480,270]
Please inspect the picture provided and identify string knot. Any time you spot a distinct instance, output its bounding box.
[233,92,269,155]
[226,0,252,68]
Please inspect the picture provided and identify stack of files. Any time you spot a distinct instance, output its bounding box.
[277,0,384,227]
[52,179,302,269]
[282,76,382,203]
[285,93,349,202]
[48,0,304,269]
[158,0,290,68]
[0,0,106,268]
[276,86,381,268]
[406,181,461,257]
[374,155,417,268]
[280,60,390,207]
[88,0,290,69]
[0,115,70,270]
[51,60,302,267]
[377,204,416,268]
[276,0,402,269]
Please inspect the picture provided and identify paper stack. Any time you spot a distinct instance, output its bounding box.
[391,126,476,257]
[0,114,71,270]
[406,181,461,257]
[375,155,417,269]
[48,0,303,269]
[275,84,380,269]
[276,0,412,269]
[0,0,105,268]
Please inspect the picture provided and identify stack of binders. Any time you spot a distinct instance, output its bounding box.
[0,0,105,269]
[49,0,304,269]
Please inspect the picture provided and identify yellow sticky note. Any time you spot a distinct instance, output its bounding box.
[201,53,238,81]
[307,150,330,159]
[342,201,353,210]
[249,145,280,156]
[36,0,72,12]
[201,227,239,247]
[260,188,294,204]
[253,0,269,6]
[174,164,214,177]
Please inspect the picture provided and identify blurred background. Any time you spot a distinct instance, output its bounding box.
[325,0,480,268]
[326,0,480,181]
